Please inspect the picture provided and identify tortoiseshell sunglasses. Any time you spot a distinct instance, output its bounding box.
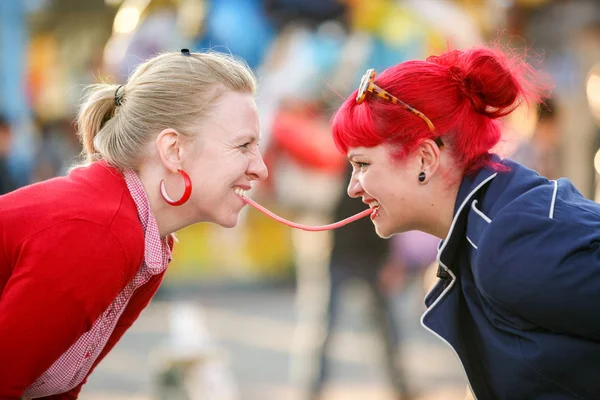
[356,68,443,147]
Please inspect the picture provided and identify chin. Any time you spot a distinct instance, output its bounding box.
[374,219,405,239]
[216,213,241,228]
[373,223,394,239]
[375,228,393,239]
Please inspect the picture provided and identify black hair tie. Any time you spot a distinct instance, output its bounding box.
[181,48,191,56]
[114,85,124,107]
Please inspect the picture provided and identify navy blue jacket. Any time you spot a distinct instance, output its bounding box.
[422,156,600,400]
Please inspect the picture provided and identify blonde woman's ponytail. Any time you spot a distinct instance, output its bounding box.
[76,84,121,164]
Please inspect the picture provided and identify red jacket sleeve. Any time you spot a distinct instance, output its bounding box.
[0,220,129,398]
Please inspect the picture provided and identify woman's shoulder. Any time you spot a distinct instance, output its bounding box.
[472,174,600,307]
[482,158,597,221]
[0,163,144,272]
[479,169,600,252]
[493,164,600,224]
[2,162,137,225]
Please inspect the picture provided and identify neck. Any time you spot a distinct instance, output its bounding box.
[137,165,197,238]
[418,180,461,240]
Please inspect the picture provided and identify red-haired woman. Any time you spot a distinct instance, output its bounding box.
[331,46,600,400]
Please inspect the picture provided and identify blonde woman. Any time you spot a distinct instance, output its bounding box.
[0,49,267,398]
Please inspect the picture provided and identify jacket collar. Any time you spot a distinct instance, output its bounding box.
[437,155,500,277]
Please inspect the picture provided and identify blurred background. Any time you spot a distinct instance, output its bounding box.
[2,0,600,399]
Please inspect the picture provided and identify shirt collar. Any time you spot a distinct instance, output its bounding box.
[123,169,172,274]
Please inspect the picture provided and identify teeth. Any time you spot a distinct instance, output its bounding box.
[368,201,380,209]
[234,187,248,197]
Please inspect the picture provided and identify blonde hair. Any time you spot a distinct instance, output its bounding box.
[76,50,256,171]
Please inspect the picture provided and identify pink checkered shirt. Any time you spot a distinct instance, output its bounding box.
[23,169,172,398]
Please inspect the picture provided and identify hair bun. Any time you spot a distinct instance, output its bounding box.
[430,47,550,119]
[462,49,521,118]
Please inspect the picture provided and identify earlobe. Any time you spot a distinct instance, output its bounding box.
[418,139,441,177]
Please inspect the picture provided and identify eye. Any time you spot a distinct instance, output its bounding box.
[352,161,370,170]
[239,141,252,150]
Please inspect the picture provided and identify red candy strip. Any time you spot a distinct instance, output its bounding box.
[242,195,374,232]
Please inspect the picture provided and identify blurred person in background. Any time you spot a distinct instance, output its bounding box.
[31,118,80,183]
[194,0,275,70]
[511,98,562,180]
[0,49,267,398]
[0,115,18,195]
[302,164,415,400]
[388,230,439,301]
[331,43,600,399]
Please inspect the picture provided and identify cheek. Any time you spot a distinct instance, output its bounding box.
[360,171,388,198]
[208,154,247,180]
[223,155,248,179]
[368,178,409,212]
[209,158,250,197]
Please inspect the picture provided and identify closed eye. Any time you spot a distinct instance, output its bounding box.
[240,141,262,155]
[352,161,369,169]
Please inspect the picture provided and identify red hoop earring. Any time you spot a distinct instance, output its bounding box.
[160,169,192,206]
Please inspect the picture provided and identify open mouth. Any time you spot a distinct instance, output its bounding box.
[233,187,249,198]
[369,201,380,220]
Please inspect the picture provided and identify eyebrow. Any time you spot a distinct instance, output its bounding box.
[347,152,364,160]
[237,132,261,143]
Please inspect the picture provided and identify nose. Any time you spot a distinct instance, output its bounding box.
[247,151,269,181]
[347,173,363,198]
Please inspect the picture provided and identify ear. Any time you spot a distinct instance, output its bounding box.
[416,139,441,183]
[156,128,184,173]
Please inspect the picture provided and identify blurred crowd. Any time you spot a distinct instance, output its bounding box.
[1,0,600,399]
[3,0,599,198]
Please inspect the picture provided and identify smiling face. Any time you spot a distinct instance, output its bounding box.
[184,91,267,227]
[346,143,424,238]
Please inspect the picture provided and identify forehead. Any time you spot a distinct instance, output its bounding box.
[205,91,259,139]
[347,145,384,159]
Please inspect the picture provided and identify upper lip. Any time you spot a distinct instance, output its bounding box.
[233,184,252,191]
[362,197,380,208]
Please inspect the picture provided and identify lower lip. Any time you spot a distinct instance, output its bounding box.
[370,207,380,220]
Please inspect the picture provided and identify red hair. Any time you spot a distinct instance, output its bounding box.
[331,45,551,175]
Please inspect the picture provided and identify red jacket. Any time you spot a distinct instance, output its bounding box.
[0,162,167,399]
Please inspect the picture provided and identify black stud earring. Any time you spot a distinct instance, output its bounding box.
[418,172,426,182]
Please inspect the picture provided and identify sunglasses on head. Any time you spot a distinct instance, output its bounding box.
[356,68,443,148]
